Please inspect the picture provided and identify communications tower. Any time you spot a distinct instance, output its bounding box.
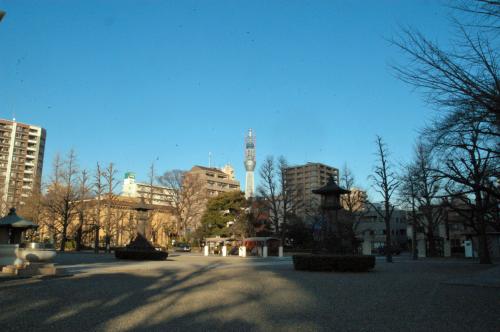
[244,129,256,199]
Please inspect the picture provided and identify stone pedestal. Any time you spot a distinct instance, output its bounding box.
[239,246,246,257]
[0,244,19,267]
[222,246,227,257]
[2,262,57,276]
[278,246,283,257]
[362,239,372,255]
[417,239,427,258]
[263,246,268,258]
[444,240,451,257]
[204,245,209,256]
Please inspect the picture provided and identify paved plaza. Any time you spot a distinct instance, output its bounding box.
[0,253,499,331]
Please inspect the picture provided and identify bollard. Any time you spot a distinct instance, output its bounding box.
[239,246,246,257]
[263,246,268,257]
[362,240,372,255]
[204,245,209,256]
[278,246,283,257]
[222,245,227,257]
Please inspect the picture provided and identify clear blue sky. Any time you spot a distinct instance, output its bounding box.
[0,0,454,200]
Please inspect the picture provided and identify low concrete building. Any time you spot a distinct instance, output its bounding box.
[356,204,408,254]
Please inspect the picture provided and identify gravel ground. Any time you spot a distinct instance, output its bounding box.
[0,253,498,332]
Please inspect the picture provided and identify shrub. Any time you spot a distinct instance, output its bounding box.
[292,254,375,272]
[65,240,76,251]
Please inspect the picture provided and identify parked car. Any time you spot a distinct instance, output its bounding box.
[174,243,191,252]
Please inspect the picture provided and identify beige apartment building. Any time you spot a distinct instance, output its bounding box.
[284,162,339,220]
[0,119,46,215]
[341,188,368,212]
[188,165,241,197]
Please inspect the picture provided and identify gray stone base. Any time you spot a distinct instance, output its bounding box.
[2,262,57,277]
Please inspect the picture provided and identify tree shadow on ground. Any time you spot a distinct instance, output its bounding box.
[0,258,498,331]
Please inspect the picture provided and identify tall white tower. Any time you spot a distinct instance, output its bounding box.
[244,129,256,199]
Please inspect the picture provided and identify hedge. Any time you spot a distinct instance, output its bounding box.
[292,254,375,272]
[115,249,168,261]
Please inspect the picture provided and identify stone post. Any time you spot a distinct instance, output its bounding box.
[239,246,246,257]
[263,246,268,258]
[362,239,372,255]
[444,240,451,257]
[204,245,209,256]
[278,246,283,257]
[222,245,227,257]
[417,233,427,258]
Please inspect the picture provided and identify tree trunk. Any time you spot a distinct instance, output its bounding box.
[94,227,99,254]
[385,216,393,263]
[75,227,83,251]
[475,190,491,264]
[411,208,418,260]
[427,228,437,257]
[60,220,68,252]
[478,215,492,264]
[75,213,84,251]
[385,204,393,263]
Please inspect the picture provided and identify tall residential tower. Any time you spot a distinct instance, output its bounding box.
[0,119,46,214]
[244,129,256,199]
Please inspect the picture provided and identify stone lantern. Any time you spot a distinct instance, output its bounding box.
[0,208,38,245]
[114,198,168,260]
[0,208,57,276]
[135,199,150,238]
[312,176,350,253]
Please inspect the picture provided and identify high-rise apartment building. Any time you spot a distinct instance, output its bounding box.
[0,119,46,214]
[284,162,339,221]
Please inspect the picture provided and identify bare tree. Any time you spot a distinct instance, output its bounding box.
[92,162,105,253]
[369,136,400,263]
[74,169,91,251]
[429,105,498,264]
[391,2,500,126]
[257,156,299,244]
[45,150,79,251]
[399,164,420,260]
[398,142,443,259]
[102,162,122,251]
[257,157,280,232]
[340,164,357,213]
[158,170,205,239]
[339,164,369,242]
[452,0,500,31]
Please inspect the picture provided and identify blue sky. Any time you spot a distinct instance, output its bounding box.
[0,0,454,200]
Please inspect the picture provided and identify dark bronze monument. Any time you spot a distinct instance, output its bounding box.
[312,176,356,254]
[115,199,168,260]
